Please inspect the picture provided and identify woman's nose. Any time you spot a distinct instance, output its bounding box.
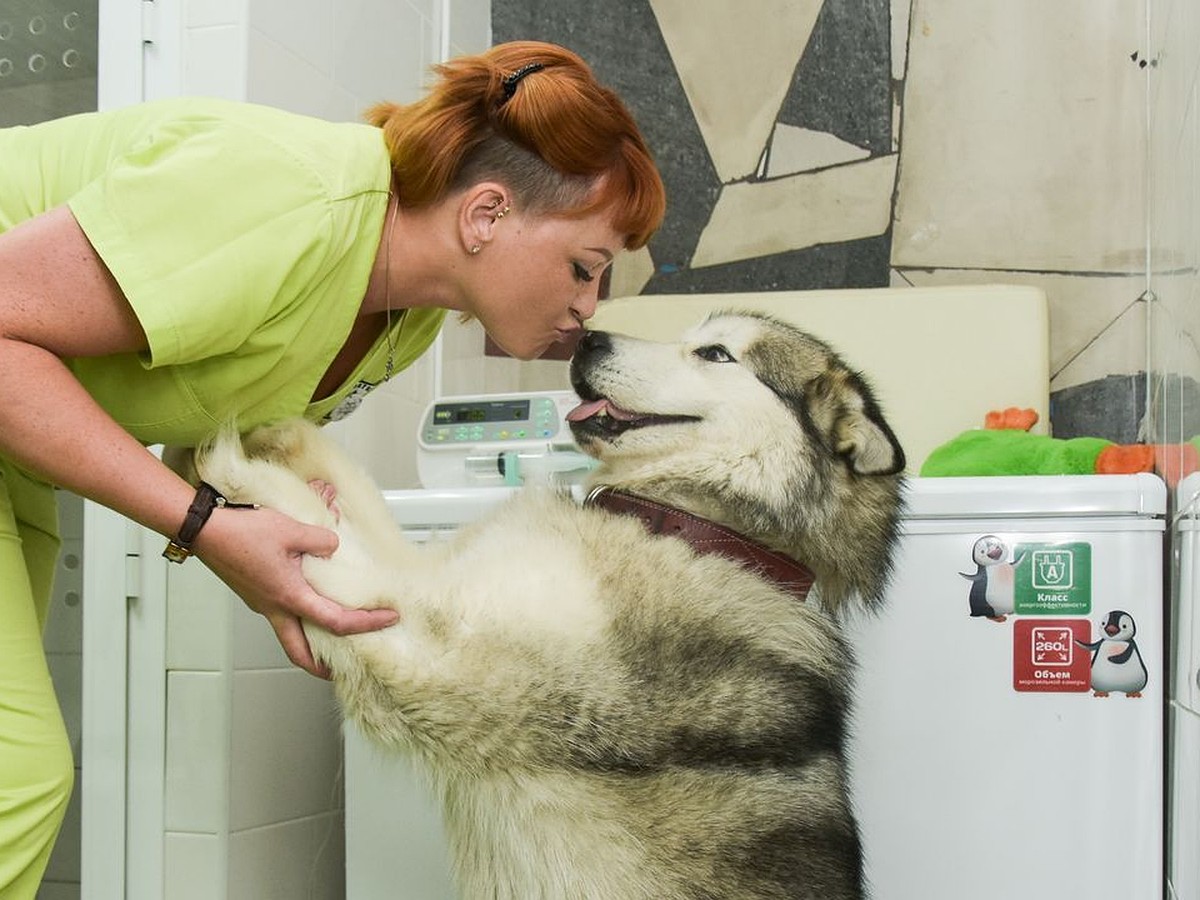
[572,285,601,323]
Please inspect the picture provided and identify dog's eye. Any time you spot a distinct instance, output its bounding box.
[694,344,735,363]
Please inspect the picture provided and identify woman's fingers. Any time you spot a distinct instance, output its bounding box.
[269,612,331,679]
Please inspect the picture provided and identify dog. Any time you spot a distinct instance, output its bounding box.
[194,311,906,900]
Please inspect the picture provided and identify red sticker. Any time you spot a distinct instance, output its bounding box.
[1013,619,1092,692]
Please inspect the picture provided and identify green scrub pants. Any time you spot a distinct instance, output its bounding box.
[0,459,73,899]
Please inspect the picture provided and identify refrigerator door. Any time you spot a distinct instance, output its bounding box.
[1170,487,1200,900]
[847,475,1165,900]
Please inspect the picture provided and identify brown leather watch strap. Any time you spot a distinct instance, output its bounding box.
[163,481,257,564]
[583,486,815,601]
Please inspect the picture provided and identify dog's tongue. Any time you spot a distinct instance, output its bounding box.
[566,399,608,422]
[566,398,642,422]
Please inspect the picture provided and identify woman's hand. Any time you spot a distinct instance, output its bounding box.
[192,504,399,678]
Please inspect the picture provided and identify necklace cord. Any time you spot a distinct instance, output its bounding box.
[382,192,399,380]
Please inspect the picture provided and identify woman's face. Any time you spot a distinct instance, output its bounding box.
[467,206,624,360]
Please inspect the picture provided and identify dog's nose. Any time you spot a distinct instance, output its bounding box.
[574,329,612,359]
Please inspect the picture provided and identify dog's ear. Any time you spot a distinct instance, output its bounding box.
[832,378,906,476]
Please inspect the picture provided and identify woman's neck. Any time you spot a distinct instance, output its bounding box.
[362,197,467,317]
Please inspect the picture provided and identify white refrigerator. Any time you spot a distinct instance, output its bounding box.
[347,472,1166,899]
[847,473,1164,900]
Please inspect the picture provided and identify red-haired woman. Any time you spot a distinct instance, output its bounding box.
[0,40,665,895]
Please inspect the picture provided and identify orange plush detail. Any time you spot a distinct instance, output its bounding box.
[1094,443,1200,487]
[1155,443,1200,488]
[1094,444,1155,475]
[984,407,1040,431]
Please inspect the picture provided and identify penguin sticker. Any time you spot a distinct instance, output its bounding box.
[1075,610,1148,698]
[961,535,1026,623]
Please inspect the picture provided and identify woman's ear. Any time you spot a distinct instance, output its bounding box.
[458,183,510,254]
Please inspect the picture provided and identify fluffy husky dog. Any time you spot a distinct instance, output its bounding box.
[195,311,905,900]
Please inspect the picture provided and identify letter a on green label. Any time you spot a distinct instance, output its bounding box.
[1013,542,1091,614]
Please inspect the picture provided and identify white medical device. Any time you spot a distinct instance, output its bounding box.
[415,390,596,489]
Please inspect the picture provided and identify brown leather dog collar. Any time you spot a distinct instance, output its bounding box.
[583,486,815,601]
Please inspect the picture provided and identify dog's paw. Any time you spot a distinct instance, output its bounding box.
[309,479,341,524]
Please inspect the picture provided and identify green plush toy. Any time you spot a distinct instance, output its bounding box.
[918,407,1200,482]
[920,428,1113,477]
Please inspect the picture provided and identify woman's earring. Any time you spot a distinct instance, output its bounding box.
[495,206,510,219]
[470,244,481,255]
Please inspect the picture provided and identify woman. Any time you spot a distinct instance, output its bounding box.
[0,40,665,895]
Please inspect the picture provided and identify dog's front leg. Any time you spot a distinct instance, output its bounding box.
[243,419,418,563]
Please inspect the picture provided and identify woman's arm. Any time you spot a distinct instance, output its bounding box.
[0,206,396,676]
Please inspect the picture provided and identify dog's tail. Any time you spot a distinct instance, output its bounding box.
[193,422,255,503]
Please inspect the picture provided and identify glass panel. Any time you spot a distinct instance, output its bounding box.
[0,0,97,126]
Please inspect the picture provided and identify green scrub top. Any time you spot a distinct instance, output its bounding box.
[0,97,444,447]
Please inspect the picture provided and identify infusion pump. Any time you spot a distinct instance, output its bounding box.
[415,391,596,489]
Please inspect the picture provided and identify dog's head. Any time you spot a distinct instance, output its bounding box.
[568,311,905,612]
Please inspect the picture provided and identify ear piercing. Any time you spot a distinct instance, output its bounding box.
[472,204,508,255]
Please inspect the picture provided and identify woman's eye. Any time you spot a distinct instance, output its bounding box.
[573,262,594,283]
[694,344,735,363]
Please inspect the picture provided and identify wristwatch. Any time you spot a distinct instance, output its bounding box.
[163,481,258,563]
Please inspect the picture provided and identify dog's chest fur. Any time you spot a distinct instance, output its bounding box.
[301,489,860,900]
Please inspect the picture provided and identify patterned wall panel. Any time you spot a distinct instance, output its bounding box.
[493,0,895,295]
[494,0,1154,446]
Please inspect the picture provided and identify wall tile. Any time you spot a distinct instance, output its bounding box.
[607,246,655,300]
[165,672,230,832]
[438,320,491,397]
[227,813,345,900]
[325,383,431,488]
[245,30,338,118]
[228,669,343,830]
[249,0,333,75]
[893,0,1146,273]
[185,0,244,29]
[230,588,291,670]
[648,0,823,182]
[766,124,871,177]
[1051,299,1148,394]
[167,562,231,671]
[780,0,892,159]
[446,0,491,56]
[517,358,572,394]
[890,0,911,83]
[693,154,897,267]
[163,832,224,900]
[183,25,246,99]
[333,0,430,105]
